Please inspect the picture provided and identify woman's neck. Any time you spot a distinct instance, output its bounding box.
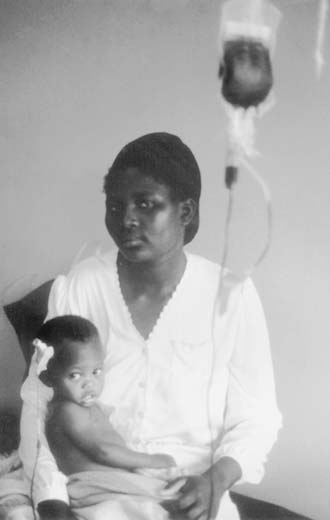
[117,250,187,299]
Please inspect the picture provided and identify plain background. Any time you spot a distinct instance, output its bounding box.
[0,1,329,519]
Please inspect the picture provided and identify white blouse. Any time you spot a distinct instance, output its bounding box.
[19,249,282,508]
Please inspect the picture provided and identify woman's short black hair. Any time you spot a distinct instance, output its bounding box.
[35,315,99,376]
[103,132,202,244]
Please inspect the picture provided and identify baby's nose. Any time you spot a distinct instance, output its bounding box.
[83,378,93,389]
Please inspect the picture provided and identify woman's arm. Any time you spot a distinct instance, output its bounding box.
[213,278,282,484]
[58,403,175,470]
[162,278,281,520]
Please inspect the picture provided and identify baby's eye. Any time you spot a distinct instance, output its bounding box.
[93,368,103,376]
[138,199,154,210]
[69,372,81,380]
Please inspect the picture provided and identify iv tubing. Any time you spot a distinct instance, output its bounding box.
[206,158,272,519]
[205,188,234,520]
[240,156,273,273]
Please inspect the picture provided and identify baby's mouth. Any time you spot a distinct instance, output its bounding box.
[81,394,95,406]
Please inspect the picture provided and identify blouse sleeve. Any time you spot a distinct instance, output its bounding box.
[19,275,73,505]
[214,278,282,484]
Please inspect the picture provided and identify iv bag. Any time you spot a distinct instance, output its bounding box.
[219,0,281,108]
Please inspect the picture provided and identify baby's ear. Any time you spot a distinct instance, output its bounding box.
[38,371,54,388]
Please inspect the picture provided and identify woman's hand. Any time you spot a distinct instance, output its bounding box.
[175,473,225,520]
[37,500,76,520]
[161,456,242,520]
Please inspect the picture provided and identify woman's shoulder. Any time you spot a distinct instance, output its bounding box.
[186,252,234,292]
[186,252,220,276]
[47,249,119,317]
[60,248,117,288]
[187,252,254,284]
[71,248,116,275]
[186,252,256,302]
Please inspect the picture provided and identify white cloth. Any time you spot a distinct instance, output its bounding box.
[67,469,239,520]
[19,249,282,518]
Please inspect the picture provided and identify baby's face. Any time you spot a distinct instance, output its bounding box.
[53,338,105,407]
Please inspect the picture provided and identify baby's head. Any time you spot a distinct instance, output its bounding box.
[34,315,105,407]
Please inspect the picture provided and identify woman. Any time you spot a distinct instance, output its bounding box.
[20,132,282,520]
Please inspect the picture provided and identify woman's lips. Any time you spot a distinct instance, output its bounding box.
[121,237,144,247]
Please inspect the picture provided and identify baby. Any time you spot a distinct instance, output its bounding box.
[34,315,175,477]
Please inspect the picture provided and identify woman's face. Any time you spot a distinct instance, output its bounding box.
[105,167,188,264]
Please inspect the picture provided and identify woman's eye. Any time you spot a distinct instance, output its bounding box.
[107,201,122,214]
[93,368,102,376]
[69,372,81,380]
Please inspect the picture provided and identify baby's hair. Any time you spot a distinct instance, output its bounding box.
[35,315,99,378]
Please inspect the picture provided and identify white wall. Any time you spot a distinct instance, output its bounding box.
[1,1,329,519]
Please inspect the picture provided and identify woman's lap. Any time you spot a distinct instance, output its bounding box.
[72,493,313,520]
[71,491,241,520]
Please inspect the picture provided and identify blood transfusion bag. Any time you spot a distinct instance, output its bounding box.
[218,0,281,188]
[219,0,281,108]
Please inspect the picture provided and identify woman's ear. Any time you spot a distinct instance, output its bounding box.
[179,199,197,228]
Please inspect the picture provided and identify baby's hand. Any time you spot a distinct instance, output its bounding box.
[148,453,176,468]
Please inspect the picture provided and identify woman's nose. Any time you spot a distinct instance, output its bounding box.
[123,203,138,228]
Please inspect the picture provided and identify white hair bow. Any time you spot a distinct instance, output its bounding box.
[33,338,54,376]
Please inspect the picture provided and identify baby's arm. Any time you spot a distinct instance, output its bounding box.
[55,403,175,471]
